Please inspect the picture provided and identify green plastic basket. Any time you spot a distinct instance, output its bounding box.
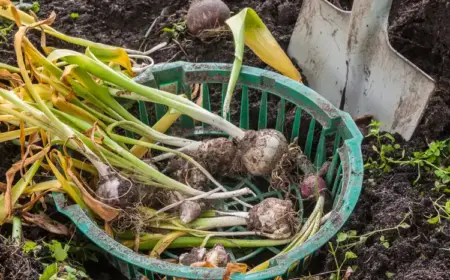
[53,61,364,280]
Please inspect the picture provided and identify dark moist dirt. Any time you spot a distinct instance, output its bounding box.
[1,0,450,279]
[0,238,42,279]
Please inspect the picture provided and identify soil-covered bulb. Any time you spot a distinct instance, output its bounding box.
[196,137,237,174]
[179,248,207,266]
[205,244,229,267]
[166,137,237,189]
[247,197,296,239]
[186,0,231,35]
[239,129,289,176]
[179,200,202,223]
[167,157,209,190]
[300,175,326,199]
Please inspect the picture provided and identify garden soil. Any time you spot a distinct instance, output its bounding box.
[1,0,450,279]
[0,238,43,279]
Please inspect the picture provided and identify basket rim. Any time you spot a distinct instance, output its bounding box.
[53,61,364,280]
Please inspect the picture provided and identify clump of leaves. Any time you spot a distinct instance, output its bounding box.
[364,120,403,173]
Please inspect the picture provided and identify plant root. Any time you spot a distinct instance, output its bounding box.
[109,207,146,234]
[270,142,303,192]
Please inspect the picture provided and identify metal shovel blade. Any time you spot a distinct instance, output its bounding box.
[287,0,436,140]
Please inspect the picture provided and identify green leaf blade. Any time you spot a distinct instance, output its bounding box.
[336,232,348,243]
[345,251,358,259]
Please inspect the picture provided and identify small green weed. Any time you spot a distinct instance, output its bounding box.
[31,1,40,13]
[364,120,403,173]
[411,140,450,189]
[385,272,395,278]
[328,239,358,280]
[379,235,390,249]
[365,120,450,190]
[45,239,70,262]
[392,139,450,188]
[0,22,14,45]
[162,21,187,39]
[23,239,99,263]
[14,1,40,13]
[328,213,410,280]
[335,214,409,252]
[426,195,450,225]
[70,12,79,19]
[23,239,99,280]
[39,262,90,280]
